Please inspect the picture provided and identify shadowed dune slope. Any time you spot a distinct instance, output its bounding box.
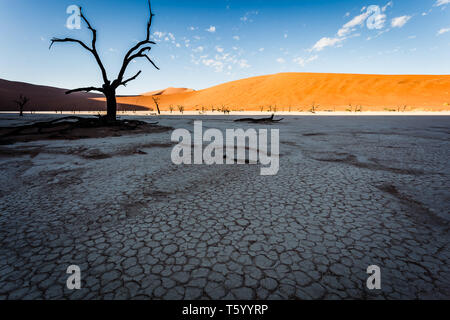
[0,79,107,111]
[116,73,450,111]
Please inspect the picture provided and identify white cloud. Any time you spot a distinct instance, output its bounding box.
[258,48,265,52]
[240,11,259,23]
[382,1,393,12]
[216,46,224,53]
[238,59,250,68]
[310,37,345,52]
[408,35,416,39]
[202,58,224,72]
[284,33,288,39]
[391,16,411,28]
[338,12,370,37]
[368,13,386,30]
[206,26,216,33]
[310,5,391,53]
[193,46,204,53]
[153,31,166,39]
[233,36,240,41]
[307,55,319,63]
[338,5,386,36]
[276,58,286,63]
[435,0,450,7]
[293,55,318,67]
[189,26,198,31]
[437,27,450,35]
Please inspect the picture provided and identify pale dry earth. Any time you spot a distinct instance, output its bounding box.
[0,114,449,300]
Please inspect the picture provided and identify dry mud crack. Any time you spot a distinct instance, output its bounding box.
[0,115,449,300]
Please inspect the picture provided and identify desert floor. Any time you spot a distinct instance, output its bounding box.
[0,114,449,299]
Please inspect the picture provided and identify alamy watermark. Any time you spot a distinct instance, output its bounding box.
[171,121,280,176]
[366,265,381,290]
[66,5,81,30]
[66,265,81,290]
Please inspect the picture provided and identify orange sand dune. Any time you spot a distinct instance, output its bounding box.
[117,73,450,112]
[141,87,195,96]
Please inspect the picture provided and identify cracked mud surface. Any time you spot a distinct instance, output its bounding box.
[0,115,449,300]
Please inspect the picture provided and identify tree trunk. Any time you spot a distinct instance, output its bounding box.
[105,89,117,122]
[19,108,24,117]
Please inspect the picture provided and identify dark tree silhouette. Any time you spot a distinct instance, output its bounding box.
[152,96,161,115]
[14,95,30,117]
[50,0,159,122]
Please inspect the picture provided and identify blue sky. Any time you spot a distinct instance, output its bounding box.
[0,0,449,94]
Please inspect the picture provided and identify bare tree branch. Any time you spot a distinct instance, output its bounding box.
[143,54,160,70]
[114,0,158,88]
[50,7,109,85]
[49,38,91,52]
[79,7,109,84]
[65,87,104,95]
[119,71,142,87]
[146,0,154,41]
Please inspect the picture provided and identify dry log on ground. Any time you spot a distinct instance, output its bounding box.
[234,114,283,123]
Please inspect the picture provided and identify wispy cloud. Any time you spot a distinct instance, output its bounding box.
[276,57,286,63]
[312,3,391,52]
[311,37,345,52]
[240,11,259,23]
[391,16,411,28]
[435,0,450,7]
[382,1,393,12]
[192,46,204,53]
[293,55,318,67]
[338,11,370,37]
[437,27,450,35]
[206,26,216,33]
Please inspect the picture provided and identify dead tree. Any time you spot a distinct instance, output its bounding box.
[50,0,159,122]
[14,95,30,117]
[152,96,161,115]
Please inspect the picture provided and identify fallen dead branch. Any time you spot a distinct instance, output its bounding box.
[234,114,283,124]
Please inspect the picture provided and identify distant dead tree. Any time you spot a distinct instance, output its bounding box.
[152,96,161,114]
[14,95,30,117]
[169,104,174,113]
[177,105,184,114]
[50,0,159,122]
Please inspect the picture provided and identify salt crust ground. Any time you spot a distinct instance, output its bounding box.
[0,114,449,299]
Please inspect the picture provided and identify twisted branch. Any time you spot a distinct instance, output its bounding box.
[65,86,104,94]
